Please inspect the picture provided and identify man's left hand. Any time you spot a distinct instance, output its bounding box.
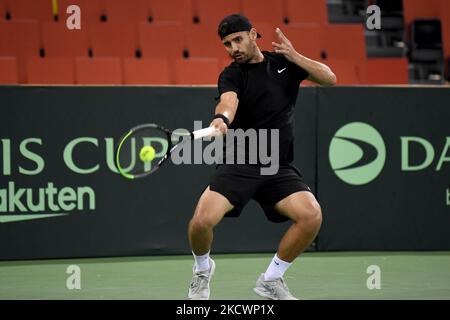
[272,28,299,63]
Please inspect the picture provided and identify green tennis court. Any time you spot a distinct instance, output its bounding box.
[1,252,450,300]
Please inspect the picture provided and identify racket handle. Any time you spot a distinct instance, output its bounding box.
[192,127,221,140]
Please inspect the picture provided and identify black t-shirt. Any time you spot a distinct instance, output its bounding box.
[217,51,309,163]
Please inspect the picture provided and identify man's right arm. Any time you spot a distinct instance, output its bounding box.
[209,91,239,135]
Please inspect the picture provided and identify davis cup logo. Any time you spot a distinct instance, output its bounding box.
[329,122,386,185]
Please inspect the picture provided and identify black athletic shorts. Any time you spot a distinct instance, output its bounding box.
[208,163,313,223]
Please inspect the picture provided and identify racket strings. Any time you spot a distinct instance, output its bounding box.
[116,127,170,177]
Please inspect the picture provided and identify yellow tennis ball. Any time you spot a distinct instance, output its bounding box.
[139,146,156,162]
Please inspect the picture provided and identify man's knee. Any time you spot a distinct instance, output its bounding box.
[189,189,232,233]
[189,206,217,233]
[295,199,322,228]
[189,200,224,231]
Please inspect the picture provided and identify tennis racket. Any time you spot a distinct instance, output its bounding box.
[115,123,220,179]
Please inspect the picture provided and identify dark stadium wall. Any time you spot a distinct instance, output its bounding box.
[0,86,449,260]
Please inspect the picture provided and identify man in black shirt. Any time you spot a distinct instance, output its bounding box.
[187,14,336,300]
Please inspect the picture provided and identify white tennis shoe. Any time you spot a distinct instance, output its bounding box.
[253,273,298,300]
[187,258,215,300]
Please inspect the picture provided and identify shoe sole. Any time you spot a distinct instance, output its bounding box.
[253,287,279,300]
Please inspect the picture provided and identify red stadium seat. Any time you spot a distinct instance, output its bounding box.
[75,57,122,84]
[42,21,89,57]
[320,25,366,61]
[57,0,105,23]
[366,58,408,85]
[0,20,40,82]
[27,57,75,84]
[325,60,363,85]
[285,0,328,25]
[123,58,171,84]
[174,58,219,84]
[252,22,276,52]
[149,0,193,25]
[7,0,54,21]
[1,0,6,19]
[89,22,139,57]
[0,57,18,84]
[242,0,284,26]
[0,20,40,56]
[186,25,229,58]
[280,24,322,60]
[440,0,450,67]
[106,0,150,23]
[139,22,186,59]
[403,0,441,27]
[193,0,241,27]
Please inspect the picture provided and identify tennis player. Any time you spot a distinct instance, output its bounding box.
[187,14,336,300]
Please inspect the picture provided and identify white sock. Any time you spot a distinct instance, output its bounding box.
[193,251,210,272]
[263,254,292,281]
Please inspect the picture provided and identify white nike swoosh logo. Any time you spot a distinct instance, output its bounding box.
[277,68,287,73]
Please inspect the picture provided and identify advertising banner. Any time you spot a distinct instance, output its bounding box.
[317,87,450,250]
[0,86,316,260]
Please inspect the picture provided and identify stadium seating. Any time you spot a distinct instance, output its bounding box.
[327,0,366,24]
[149,0,193,25]
[366,58,409,84]
[193,0,241,27]
[410,19,443,62]
[281,24,322,61]
[251,22,276,53]
[325,59,362,85]
[89,22,139,58]
[365,0,406,58]
[439,0,450,76]
[242,0,284,27]
[0,0,6,20]
[174,58,219,84]
[320,24,366,61]
[75,57,122,84]
[7,0,55,21]
[106,0,150,23]
[285,0,328,25]
[0,20,40,56]
[57,0,105,23]
[42,21,90,57]
[123,57,171,84]
[401,0,449,80]
[0,0,448,85]
[320,24,367,83]
[185,24,228,59]
[409,19,444,83]
[0,57,18,84]
[0,20,40,82]
[403,0,441,28]
[27,57,75,84]
[139,22,186,59]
